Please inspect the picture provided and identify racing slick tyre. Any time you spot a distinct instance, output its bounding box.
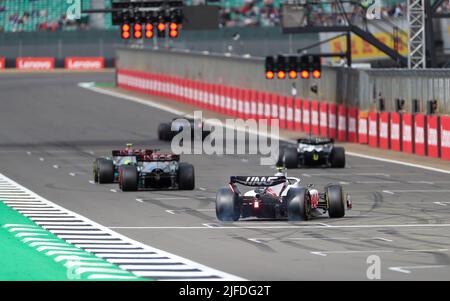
[330,147,346,168]
[178,163,195,190]
[285,188,310,221]
[158,123,172,141]
[326,184,345,218]
[120,166,138,191]
[97,159,114,184]
[216,187,241,222]
[284,148,298,169]
[93,158,104,183]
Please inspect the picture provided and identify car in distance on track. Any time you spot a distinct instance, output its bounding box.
[278,136,346,169]
[158,117,211,141]
[119,152,195,191]
[93,144,153,184]
[215,174,351,222]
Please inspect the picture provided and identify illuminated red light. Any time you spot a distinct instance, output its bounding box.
[121,24,130,32]
[277,71,286,79]
[157,23,166,31]
[254,201,260,209]
[312,70,321,79]
[169,22,178,30]
[266,71,274,79]
[289,71,298,79]
[300,70,310,79]
[134,24,142,31]
[134,31,142,39]
[122,31,130,39]
[169,30,178,38]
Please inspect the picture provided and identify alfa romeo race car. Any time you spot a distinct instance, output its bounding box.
[278,136,346,168]
[119,152,195,191]
[158,117,211,141]
[93,144,153,184]
[215,173,351,222]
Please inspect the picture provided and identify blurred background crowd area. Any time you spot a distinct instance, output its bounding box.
[0,0,449,32]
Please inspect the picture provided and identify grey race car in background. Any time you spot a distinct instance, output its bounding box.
[278,136,346,169]
[158,117,211,141]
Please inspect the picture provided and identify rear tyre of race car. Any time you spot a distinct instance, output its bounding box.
[120,166,138,191]
[178,163,195,190]
[158,123,172,141]
[98,159,114,184]
[285,188,310,221]
[330,147,346,168]
[326,184,345,218]
[216,187,241,222]
[284,148,298,169]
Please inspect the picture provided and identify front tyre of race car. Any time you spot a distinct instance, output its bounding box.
[326,184,345,218]
[178,163,195,190]
[330,147,346,168]
[120,166,138,191]
[284,148,299,169]
[285,187,310,221]
[216,187,241,222]
[97,159,114,184]
[158,123,172,141]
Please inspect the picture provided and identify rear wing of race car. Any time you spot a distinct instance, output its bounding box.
[230,176,287,187]
[297,138,334,145]
[111,149,155,157]
[137,154,180,162]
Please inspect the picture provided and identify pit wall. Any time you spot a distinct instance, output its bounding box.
[117,68,450,161]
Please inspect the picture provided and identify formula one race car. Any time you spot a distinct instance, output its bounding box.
[215,172,351,222]
[278,136,346,169]
[119,152,195,191]
[93,144,153,184]
[158,117,211,141]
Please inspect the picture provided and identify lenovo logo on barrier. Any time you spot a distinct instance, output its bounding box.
[16,58,54,70]
[403,125,412,142]
[65,57,104,70]
[415,126,425,144]
[442,129,450,148]
[391,123,399,139]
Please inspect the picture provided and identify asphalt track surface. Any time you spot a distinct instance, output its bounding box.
[1,72,450,280]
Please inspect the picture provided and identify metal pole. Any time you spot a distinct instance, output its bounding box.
[346,31,352,67]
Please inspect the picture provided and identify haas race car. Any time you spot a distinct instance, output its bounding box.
[215,172,351,222]
[93,144,153,184]
[158,117,211,141]
[119,152,195,191]
[279,136,346,169]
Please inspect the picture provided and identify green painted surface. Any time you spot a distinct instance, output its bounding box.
[0,201,148,281]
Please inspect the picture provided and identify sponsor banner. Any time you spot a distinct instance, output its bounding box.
[302,100,311,133]
[256,91,265,120]
[328,103,337,139]
[337,105,347,141]
[358,111,368,144]
[379,112,390,150]
[294,98,302,131]
[402,113,414,153]
[249,90,258,120]
[390,112,402,152]
[286,97,294,130]
[16,57,55,70]
[0,57,4,69]
[368,112,379,147]
[65,57,104,70]
[311,101,320,136]
[427,115,439,158]
[271,94,279,121]
[231,87,239,118]
[347,108,358,143]
[441,116,450,160]
[242,89,250,120]
[278,95,287,129]
[414,114,426,156]
[319,102,328,137]
[264,92,272,120]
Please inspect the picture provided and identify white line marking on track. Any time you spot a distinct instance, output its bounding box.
[39,157,45,162]
[382,190,395,195]
[166,210,176,215]
[199,187,207,191]
[53,165,59,169]
[89,181,96,185]
[434,202,449,207]
[69,173,76,177]
[136,199,144,203]
[302,173,311,178]
[110,189,117,193]
[389,265,449,274]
